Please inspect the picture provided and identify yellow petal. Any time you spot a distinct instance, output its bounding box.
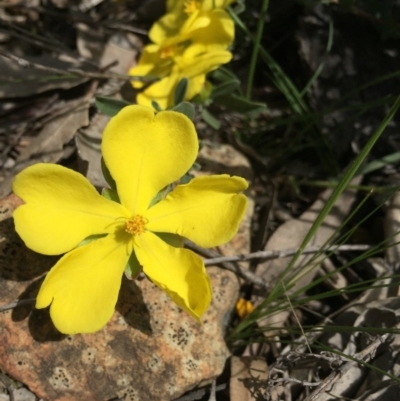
[166,0,183,13]
[137,73,180,109]
[172,9,234,51]
[145,175,248,248]
[149,13,182,44]
[137,70,204,109]
[13,163,129,255]
[151,1,235,44]
[134,231,211,320]
[36,232,131,334]
[178,49,232,78]
[101,105,198,214]
[202,0,236,9]
[183,10,234,50]
[185,74,206,101]
[137,50,231,108]
[129,44,173,89]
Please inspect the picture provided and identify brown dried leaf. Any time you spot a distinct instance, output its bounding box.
[0,90,93,198]
[0,56,88,99]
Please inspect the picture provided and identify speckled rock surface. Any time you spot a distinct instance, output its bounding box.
[0,144,252,401]
[196,142,253,182]
[0,210,240,401]
[0,142,252,401]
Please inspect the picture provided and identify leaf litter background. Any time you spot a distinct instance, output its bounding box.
[0,0,400,400]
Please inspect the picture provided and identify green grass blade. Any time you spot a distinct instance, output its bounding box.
[231,95,400,338]
[229,6,339,172]
[282,95,400,278]
[245,0,270,99]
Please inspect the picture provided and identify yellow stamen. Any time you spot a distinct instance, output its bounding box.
[125,215,147,235]
[160,45,176,59]
[183,0,199,14]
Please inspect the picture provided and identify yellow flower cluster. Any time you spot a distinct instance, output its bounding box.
[129,0,236,109]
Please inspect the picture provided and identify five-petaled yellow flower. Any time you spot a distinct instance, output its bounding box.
[12,105,248,335]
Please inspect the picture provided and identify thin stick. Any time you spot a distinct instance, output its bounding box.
[0,298,35,312]
[1,4,148,36]
[0,50,153,82]
[203,244,371,266]
[186,242,270,289]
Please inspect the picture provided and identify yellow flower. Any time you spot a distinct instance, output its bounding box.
[236,298,254,319]
[12,105,248,334]
[130,44,232,108]
[130,0,234,107]
[149,0,235,44]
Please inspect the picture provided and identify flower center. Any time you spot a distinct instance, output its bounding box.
[125,215,147,235]
[160,45,176,59]
[183,0,199,14]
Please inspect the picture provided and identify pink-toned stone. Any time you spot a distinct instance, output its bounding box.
[0,144,252,400]
[0,198,241,401]
[196,143,253,182]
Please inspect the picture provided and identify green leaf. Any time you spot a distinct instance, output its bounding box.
[192,161,201,171]
[156,232,185,248]
[211,79,240,99]
[201,108,221,129]
[124,233,184,280]
[78,234,107,248]
[356,151,400,175]
[180,173,193,185]
[125,251,142,280]
[101,157,116,191]
[233,0,246,14]
[171,102,195,120]
[148,184,173,208]
[95,96,130,117]
[211,67,240,83]
[174,77,189,105]
[151,100,163,112]
[191,81,213,105]
[216,94,266,114]
[102,188,120,203]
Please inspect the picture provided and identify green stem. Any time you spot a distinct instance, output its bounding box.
[245,0,270,99]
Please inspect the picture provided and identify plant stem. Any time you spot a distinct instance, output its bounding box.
[245,0,269,99]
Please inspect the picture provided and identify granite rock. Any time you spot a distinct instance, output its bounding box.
[0,213,239,401]
[0,145,252,401]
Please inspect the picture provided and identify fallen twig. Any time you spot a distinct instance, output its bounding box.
[186,241,270,289]
[270,369,321,387]
[0,50,154,82]
[0,298,35,313]
[187,243,371,289]
[203,244,371,266]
